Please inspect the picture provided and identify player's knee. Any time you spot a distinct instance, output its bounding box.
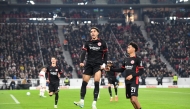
[49,92,53,96]
[108,84,111,87]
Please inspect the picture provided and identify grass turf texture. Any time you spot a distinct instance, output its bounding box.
[0,88,189,109]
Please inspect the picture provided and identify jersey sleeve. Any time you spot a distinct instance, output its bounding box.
[58,68,62,74]
[102,41,108,52]
[121,60,126,69]
[132,58,144,77]
[82,41,89,51]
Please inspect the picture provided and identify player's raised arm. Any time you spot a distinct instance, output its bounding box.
[132,58,144,77]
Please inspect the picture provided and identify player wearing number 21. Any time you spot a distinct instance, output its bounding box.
[105,42,144,109]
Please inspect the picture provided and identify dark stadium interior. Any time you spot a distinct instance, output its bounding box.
[0,0,190,80]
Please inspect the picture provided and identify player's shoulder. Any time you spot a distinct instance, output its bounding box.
[100,39,106,44]
[134,56,142,63]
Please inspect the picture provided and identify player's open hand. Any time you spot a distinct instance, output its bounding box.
[126,75,133,80]
[80,63,84,67]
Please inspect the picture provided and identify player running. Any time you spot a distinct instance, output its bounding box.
[39,67,47,97]
[106,61,119,102]
[74,27,108,109]
[45,57,62,108]
[106,42,144,109]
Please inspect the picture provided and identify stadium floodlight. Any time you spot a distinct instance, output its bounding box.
[88,21,91,24]
[32,18,36,20]
[173,16,176,20]
[30,1,35,4]
[26,0,35,5]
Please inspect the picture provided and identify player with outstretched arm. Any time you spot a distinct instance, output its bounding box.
[106,42,144,109]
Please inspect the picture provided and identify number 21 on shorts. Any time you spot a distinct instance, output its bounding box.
[131,87,136,93]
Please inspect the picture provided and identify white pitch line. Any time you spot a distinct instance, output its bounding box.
[10,94,20,104]
[142,90,190,94]
[0,103,18,104]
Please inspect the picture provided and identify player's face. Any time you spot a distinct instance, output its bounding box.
[127,45,135,54]
[51,58,57,64]
[90,29,99,40]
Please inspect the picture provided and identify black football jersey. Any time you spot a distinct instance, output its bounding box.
[82,39,108,65]
[46,66,62,82]
[122,57,143,84]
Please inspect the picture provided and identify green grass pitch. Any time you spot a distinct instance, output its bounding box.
[0,88,190,109]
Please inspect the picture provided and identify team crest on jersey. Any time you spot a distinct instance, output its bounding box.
[131,60,135,64]
[97,42,101,46]
[55,69,58,71]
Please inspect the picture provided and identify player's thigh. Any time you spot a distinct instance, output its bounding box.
[48,83,54,93]
[130,84,139,97]
[125,83,131,99]
[94,70,101,82]
[54,82,60,93]
[93,64,101,82]
[108,78,112,85]
[83,64,93,76]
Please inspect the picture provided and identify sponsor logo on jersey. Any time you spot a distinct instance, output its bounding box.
[125,65,133,69]
[89,46,100,51]
[50,72,57,75]
[97,42,101,46]
[131,60,134,64]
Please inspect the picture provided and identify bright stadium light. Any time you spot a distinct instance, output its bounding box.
[30,1,35,5]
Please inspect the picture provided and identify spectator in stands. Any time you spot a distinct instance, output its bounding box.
[156,74,163,85]
[9,80,16,90]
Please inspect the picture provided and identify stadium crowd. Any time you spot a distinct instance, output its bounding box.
[63,22,173,78]
[0,10,53,23]
[146,21,190,77]
[107,0,140,4]
[143,9,190,18]
[0,23,72,80]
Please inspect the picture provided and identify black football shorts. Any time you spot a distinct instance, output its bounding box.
[83,63,101,76]
[49,81,60,93]
[125,82,139,99]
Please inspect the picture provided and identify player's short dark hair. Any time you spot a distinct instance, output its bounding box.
[90,27,100,33]
[51,56,57,60]
[128,42,138,52]
[41,66,46,69]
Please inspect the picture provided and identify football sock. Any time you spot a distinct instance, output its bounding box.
[114,87,118,96]
[80,81,88,99]
[108,86,112,97]
[93,82,99,101]
[55,93,59,105]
